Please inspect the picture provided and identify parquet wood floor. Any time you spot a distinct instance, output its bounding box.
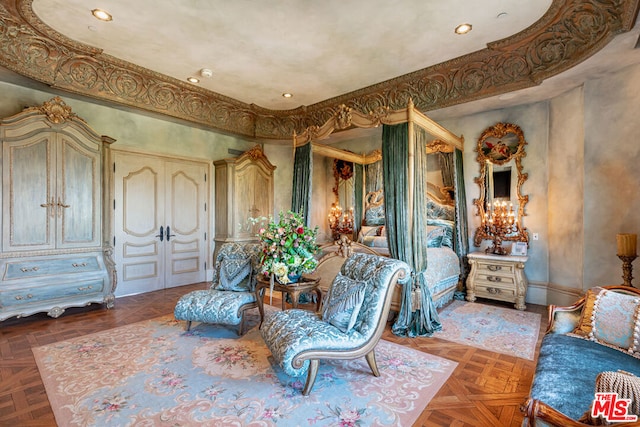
[0,283,547,426]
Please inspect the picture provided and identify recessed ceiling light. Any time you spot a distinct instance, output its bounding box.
[454,23,472,35]
[282,93,293,98]
[187,77,200,84]
[200,68,213,78]
[91,9,112,22]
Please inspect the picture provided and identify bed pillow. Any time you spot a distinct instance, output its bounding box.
[216,258,252,291]
[364,205,385,226]
[322,274,367,333]
[572,287,640,358]
[427,219,454,248]
[426,225,445,248]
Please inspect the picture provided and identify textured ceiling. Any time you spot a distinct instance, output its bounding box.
[31,0,551,110]
[0,0,639,140]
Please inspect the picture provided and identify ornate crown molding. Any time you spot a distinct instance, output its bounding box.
[0,0,638,140]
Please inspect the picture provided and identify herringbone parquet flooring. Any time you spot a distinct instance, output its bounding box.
[0,283,547,426]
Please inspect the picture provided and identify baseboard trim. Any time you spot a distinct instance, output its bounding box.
[525,281,583,306]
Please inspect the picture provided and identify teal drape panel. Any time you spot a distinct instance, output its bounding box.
[364,160,383,195]
[353,163,363,238]
[454,148,470,285]
[291,143,313,225]
[439,152,455,189]
[382,123,441,337]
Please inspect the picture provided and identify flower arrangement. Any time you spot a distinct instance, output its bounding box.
[257,211,319,284]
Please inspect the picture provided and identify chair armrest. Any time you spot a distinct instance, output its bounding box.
[546,301,585,334]
[522,398,638,427]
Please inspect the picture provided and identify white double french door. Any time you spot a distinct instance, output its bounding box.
[113,151,208,297]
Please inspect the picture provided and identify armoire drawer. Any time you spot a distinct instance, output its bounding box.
[0,279,105,308]
[3,256,101,280]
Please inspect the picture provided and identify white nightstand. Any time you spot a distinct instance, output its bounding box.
[466,251,529,310]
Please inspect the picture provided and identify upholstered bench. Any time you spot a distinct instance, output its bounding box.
[522,285,640,426]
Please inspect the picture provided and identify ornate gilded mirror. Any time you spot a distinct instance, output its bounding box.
[473,122,529,253]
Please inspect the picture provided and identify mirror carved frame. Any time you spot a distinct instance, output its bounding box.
[473,122,529,247]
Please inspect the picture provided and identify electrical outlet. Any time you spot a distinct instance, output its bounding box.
[533,233,539,241]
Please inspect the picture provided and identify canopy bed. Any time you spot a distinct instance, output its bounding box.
[291,100,468,337]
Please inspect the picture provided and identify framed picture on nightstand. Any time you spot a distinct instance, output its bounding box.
[511,242,528,256]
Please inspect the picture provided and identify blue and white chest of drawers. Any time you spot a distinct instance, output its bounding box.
[0,251,114,320]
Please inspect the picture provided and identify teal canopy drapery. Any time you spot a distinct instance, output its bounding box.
[383,123,442,337]
[291,143,313,225]
[453,148,470,284]
[353,163,363,239]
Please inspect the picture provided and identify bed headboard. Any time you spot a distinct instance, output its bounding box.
[363,183,455,226]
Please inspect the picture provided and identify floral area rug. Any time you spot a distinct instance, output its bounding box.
[33,310,457,426]
[436,300,541,360]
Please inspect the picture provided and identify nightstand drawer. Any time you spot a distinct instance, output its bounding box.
[476,262,515,275]
[0,279,105,308]
[475,273,515,286]
[474,284,516,300]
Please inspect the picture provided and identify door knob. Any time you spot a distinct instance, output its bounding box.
[166,225,176,241]
[155,225,164,241]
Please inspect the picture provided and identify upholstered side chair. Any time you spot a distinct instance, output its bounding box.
[260,252,410,395]
[174,242,260,335]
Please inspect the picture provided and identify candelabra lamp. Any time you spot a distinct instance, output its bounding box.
[328,203,354,241]
[482,200,519,255]
[617,233,638,287]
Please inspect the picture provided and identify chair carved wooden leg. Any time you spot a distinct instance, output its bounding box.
[302,360,320,396]
[185,320,192,332]
[365,350,380,376]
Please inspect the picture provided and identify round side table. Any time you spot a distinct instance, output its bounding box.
[255,276,321,328]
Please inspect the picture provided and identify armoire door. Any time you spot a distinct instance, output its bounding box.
[113,151,207,297]
[2,131,101,252]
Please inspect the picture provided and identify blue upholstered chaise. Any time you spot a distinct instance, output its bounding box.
[174,242,260,335]
[260,252,410,395]
[522,285,640,426]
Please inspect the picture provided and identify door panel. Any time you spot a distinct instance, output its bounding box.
[114,153,207,296]
[164,161,206,287]
[114,155,165,296]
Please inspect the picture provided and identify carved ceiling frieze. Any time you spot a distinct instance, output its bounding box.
[0,0,638,141]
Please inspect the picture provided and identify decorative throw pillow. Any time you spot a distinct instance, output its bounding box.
[217,258,252,291]
[322,274,367,333]
[572,287,640,357]
[578,370,640,425]
[573,286,606,337]
[426,225,445,248]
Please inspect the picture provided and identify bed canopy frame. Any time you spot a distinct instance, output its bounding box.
[292,99,463,240]
[292,100,467,338]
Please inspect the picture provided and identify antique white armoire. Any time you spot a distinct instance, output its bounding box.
[0,97,115,320]
[214,145,275,249]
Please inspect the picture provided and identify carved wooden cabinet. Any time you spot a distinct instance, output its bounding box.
[466,251,528,310]
[0,97,116,321]
[214,146,275,248]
